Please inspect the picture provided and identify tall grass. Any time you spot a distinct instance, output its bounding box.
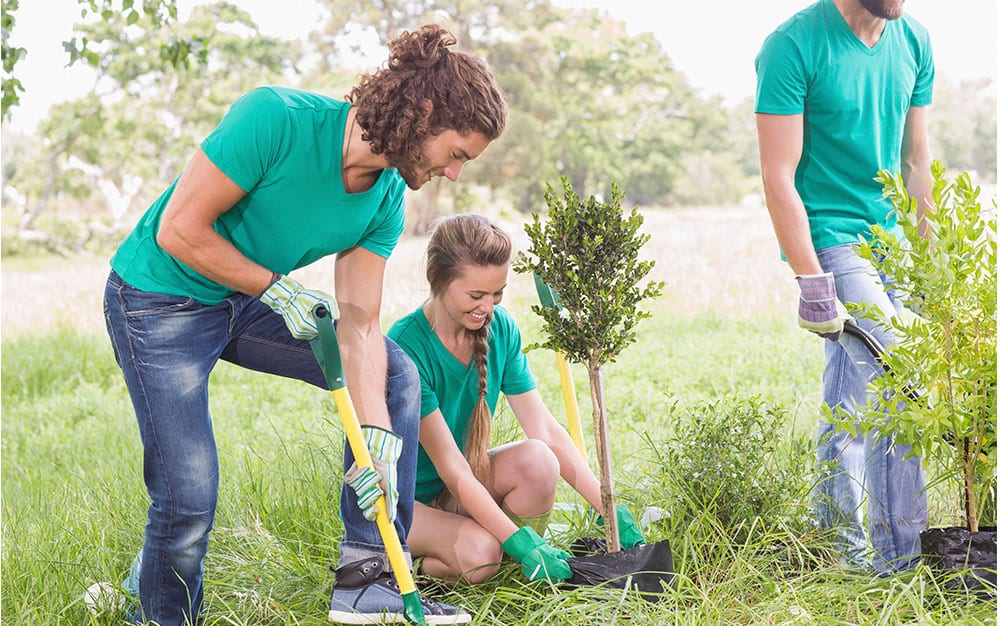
[2,303,995,624]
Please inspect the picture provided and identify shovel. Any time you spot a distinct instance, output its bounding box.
[310,304,427,626]
[842,320,924,402]
[533,273,587,457]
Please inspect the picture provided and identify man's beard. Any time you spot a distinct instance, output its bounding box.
[858,0,904,20]
[396,160,426,191]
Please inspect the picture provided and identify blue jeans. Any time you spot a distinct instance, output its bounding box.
[812,244,928,573]
[103,271,420,625]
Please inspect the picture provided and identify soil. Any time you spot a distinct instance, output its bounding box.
[1,204,796,336]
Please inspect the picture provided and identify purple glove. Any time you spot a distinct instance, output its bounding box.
[795,273,852,340]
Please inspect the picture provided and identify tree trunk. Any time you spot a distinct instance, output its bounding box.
[588,365,620,552]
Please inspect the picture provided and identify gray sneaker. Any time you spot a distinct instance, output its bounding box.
[328,558,471,625]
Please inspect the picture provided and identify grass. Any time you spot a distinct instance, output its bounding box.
[2,296,995,625]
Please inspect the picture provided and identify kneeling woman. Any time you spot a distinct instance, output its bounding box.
[387,214,644,584]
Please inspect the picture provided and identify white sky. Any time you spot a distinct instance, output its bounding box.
[4,0,997,133]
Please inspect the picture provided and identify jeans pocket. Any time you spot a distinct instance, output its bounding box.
[122,290,200,318]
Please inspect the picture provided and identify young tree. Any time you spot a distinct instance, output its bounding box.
[855,161,996,533]
[514,177,663,551]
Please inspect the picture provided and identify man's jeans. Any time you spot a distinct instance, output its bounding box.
[104,271,420,625]
[813,244,927,573]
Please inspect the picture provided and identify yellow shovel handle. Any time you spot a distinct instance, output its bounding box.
[555,352,586,458]
[331,387,417,596]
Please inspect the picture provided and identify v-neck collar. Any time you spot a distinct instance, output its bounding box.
[826,0,891,55]
[417,308,476,373]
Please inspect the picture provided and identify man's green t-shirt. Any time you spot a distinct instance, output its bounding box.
[387,305,536,503]
[754,0,934,251]
[111,86,407,304]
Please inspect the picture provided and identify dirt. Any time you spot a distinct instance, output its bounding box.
[1,204,797,337]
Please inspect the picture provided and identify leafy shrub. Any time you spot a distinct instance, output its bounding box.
[646,395,814,540]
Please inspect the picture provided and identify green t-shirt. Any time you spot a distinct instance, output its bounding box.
[111,86,407,304]
[754,0,934,251]
[387,305,537,503]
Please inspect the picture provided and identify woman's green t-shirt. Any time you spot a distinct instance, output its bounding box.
[388,305,536,503]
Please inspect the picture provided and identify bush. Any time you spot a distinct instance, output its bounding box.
[646,395,814,541]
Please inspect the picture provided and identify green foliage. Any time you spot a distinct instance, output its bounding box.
[513,177,664,370]
[646,396,814,541]
[1,0,26,120]
[854,162,997,531]
[3,2,293,257]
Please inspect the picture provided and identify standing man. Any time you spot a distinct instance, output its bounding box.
[103,24,505,625]
[755,0,933,574]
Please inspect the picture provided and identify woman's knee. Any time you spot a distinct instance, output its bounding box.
[509,438,560,486]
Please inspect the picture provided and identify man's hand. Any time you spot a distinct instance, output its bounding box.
[795,273,852,340]
[344,426,402,522]
[502,526,572,582]
[260,274,337,340]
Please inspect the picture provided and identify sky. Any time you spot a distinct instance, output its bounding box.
[4,0,997,133]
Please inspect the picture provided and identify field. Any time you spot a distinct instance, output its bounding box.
[2,205,995,624]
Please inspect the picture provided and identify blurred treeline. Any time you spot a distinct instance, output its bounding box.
[1,0,995,257]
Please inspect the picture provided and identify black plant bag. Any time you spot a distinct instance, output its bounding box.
[563,538,675,602]
[920,526,997,594]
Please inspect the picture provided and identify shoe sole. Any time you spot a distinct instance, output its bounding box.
[328,609,472,625]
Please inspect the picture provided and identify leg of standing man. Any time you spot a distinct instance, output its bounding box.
[814,244,928,574]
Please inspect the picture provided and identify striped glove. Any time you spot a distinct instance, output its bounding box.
[260,274,337,341]
[344,426,402,522]
[795,273,852,340]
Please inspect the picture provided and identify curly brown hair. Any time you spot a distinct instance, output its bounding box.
[347,24,507,170]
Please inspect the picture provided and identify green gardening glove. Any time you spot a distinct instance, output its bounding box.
[598,505,646,550]
[501,526,572,582]
[344,426,402,522]
[260,274,337,340]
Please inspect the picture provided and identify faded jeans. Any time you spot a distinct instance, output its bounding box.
[103,270,420,625]
[813,244,927,574]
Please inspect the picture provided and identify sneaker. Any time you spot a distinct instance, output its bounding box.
[329,557,471,625]
[83,551,142,617]
[83,582,128,615]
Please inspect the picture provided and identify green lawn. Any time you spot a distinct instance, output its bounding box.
[2,295,995,624]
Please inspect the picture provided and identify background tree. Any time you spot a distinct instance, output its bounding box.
[928,76,997,183]
[2,0,195,119]
[3,2,291,254]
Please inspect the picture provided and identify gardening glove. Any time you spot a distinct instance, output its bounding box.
[344,425,402,522]
[259,274,337,341]
[795,273,852,341]
[502,526,573,582]
[598,505,646,550]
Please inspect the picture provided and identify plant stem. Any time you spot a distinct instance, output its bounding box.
[588,365,621,552]
[963,436,979,533]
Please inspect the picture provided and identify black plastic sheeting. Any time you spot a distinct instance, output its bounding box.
[921,526,997,594]
[563,538,675,602]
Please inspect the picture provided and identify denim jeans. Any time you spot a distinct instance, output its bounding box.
[103,270,420,625]
[813,244,928,574]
